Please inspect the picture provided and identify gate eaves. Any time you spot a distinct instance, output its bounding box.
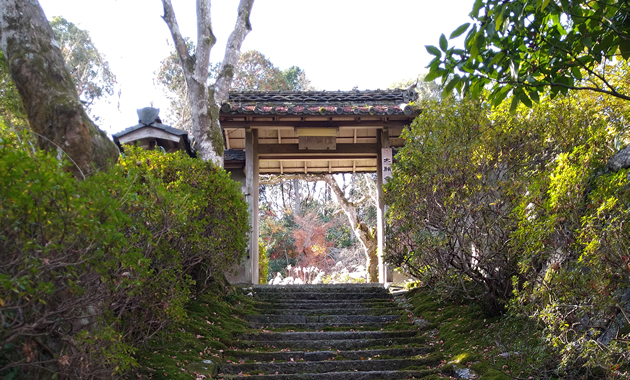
[219,87,420,174]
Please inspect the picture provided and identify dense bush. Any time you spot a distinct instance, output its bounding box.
[0,127,248,379]
[385,91,630,376]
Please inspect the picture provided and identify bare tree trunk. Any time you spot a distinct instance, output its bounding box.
[162,0,254,165]
[0,0,118,178]
[321,175,378,283]
[293,178,301,215]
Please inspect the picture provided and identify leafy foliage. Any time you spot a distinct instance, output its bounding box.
[0,52,26,128]
[0,125,248,378]
[426,0,630,108]
[385,88,630,375]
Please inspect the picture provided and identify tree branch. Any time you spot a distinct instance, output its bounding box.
[161,0,193,78]
[214,0,254,104]
[194,0,214,85]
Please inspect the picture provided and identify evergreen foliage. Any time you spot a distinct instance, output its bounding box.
[0,125,248,378]
[385,88,630,376]
[426,0,630,108]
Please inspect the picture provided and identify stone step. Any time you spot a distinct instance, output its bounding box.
[218,369,438,380]
[219,357,438,375]
[239,330,417,342]
[247,322,392,330]
[254,292,393,301]
[253,300,392,309]
[251,284,387,293]
[236,337,426,350]
[245,314,401,324]
[222,347,433,362]
[249,308,401,316]
[221,285,437,379]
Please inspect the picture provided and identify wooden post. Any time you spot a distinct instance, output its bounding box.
[245,128,260,284]
[376,129,392,284]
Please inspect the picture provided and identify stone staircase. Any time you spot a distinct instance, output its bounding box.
[217,284,439,379]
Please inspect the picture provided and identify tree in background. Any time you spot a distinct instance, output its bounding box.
[155,48,312,133]
[283,65,312,91]
[390,73,441,101]
[0,0,118,178]
[261,174,380,282]
[1,17,117,127]
[426,0,630,109]
[50,16,117,116]
[154,40,198,132]
[161,0,254,164]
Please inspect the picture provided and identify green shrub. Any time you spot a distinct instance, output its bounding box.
[385,91,630,376]
[118,146,249,292]
[0,128,138,378]
[0,128,249,378]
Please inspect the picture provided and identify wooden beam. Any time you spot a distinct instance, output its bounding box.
[259,155,375,162]
[259,166,377,174]
[225,130,231,149]
[258,143,378,156]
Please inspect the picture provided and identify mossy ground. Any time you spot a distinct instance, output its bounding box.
[132,286,551,379]
[401,287,554,379]
[130,289,257,379]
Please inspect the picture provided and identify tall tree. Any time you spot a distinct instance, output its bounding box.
[155,48,312,133]
[161,0,254,164]
[426,0,630,109]
[0,0,118,178]
[50,16,117,115]
[231,50,291,91]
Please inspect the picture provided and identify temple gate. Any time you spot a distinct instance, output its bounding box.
[219,88,419,284]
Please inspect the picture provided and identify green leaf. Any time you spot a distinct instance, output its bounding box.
[439,34,448,52]
[426,45,442,57]
[424,69,442,82]
[571,66,583,81]
[509,94,520,113]
[442,77,460,98]
[526,87,540,103]
[619,38,630,60]
[519,90,533,108]
[470,0,484,18]
[469,35,479,59]
[490,51,505,66]
[450,23,470,39]
[495,8,504,30]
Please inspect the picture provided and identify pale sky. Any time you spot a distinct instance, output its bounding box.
[38,0,474,135]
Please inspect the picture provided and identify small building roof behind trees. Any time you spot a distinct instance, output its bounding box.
[112,107,195,157]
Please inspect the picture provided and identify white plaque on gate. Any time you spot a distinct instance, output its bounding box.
[382,148,392,182]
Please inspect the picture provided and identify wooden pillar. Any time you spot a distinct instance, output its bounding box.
[245,128,260,284]
[376,129,392,284]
